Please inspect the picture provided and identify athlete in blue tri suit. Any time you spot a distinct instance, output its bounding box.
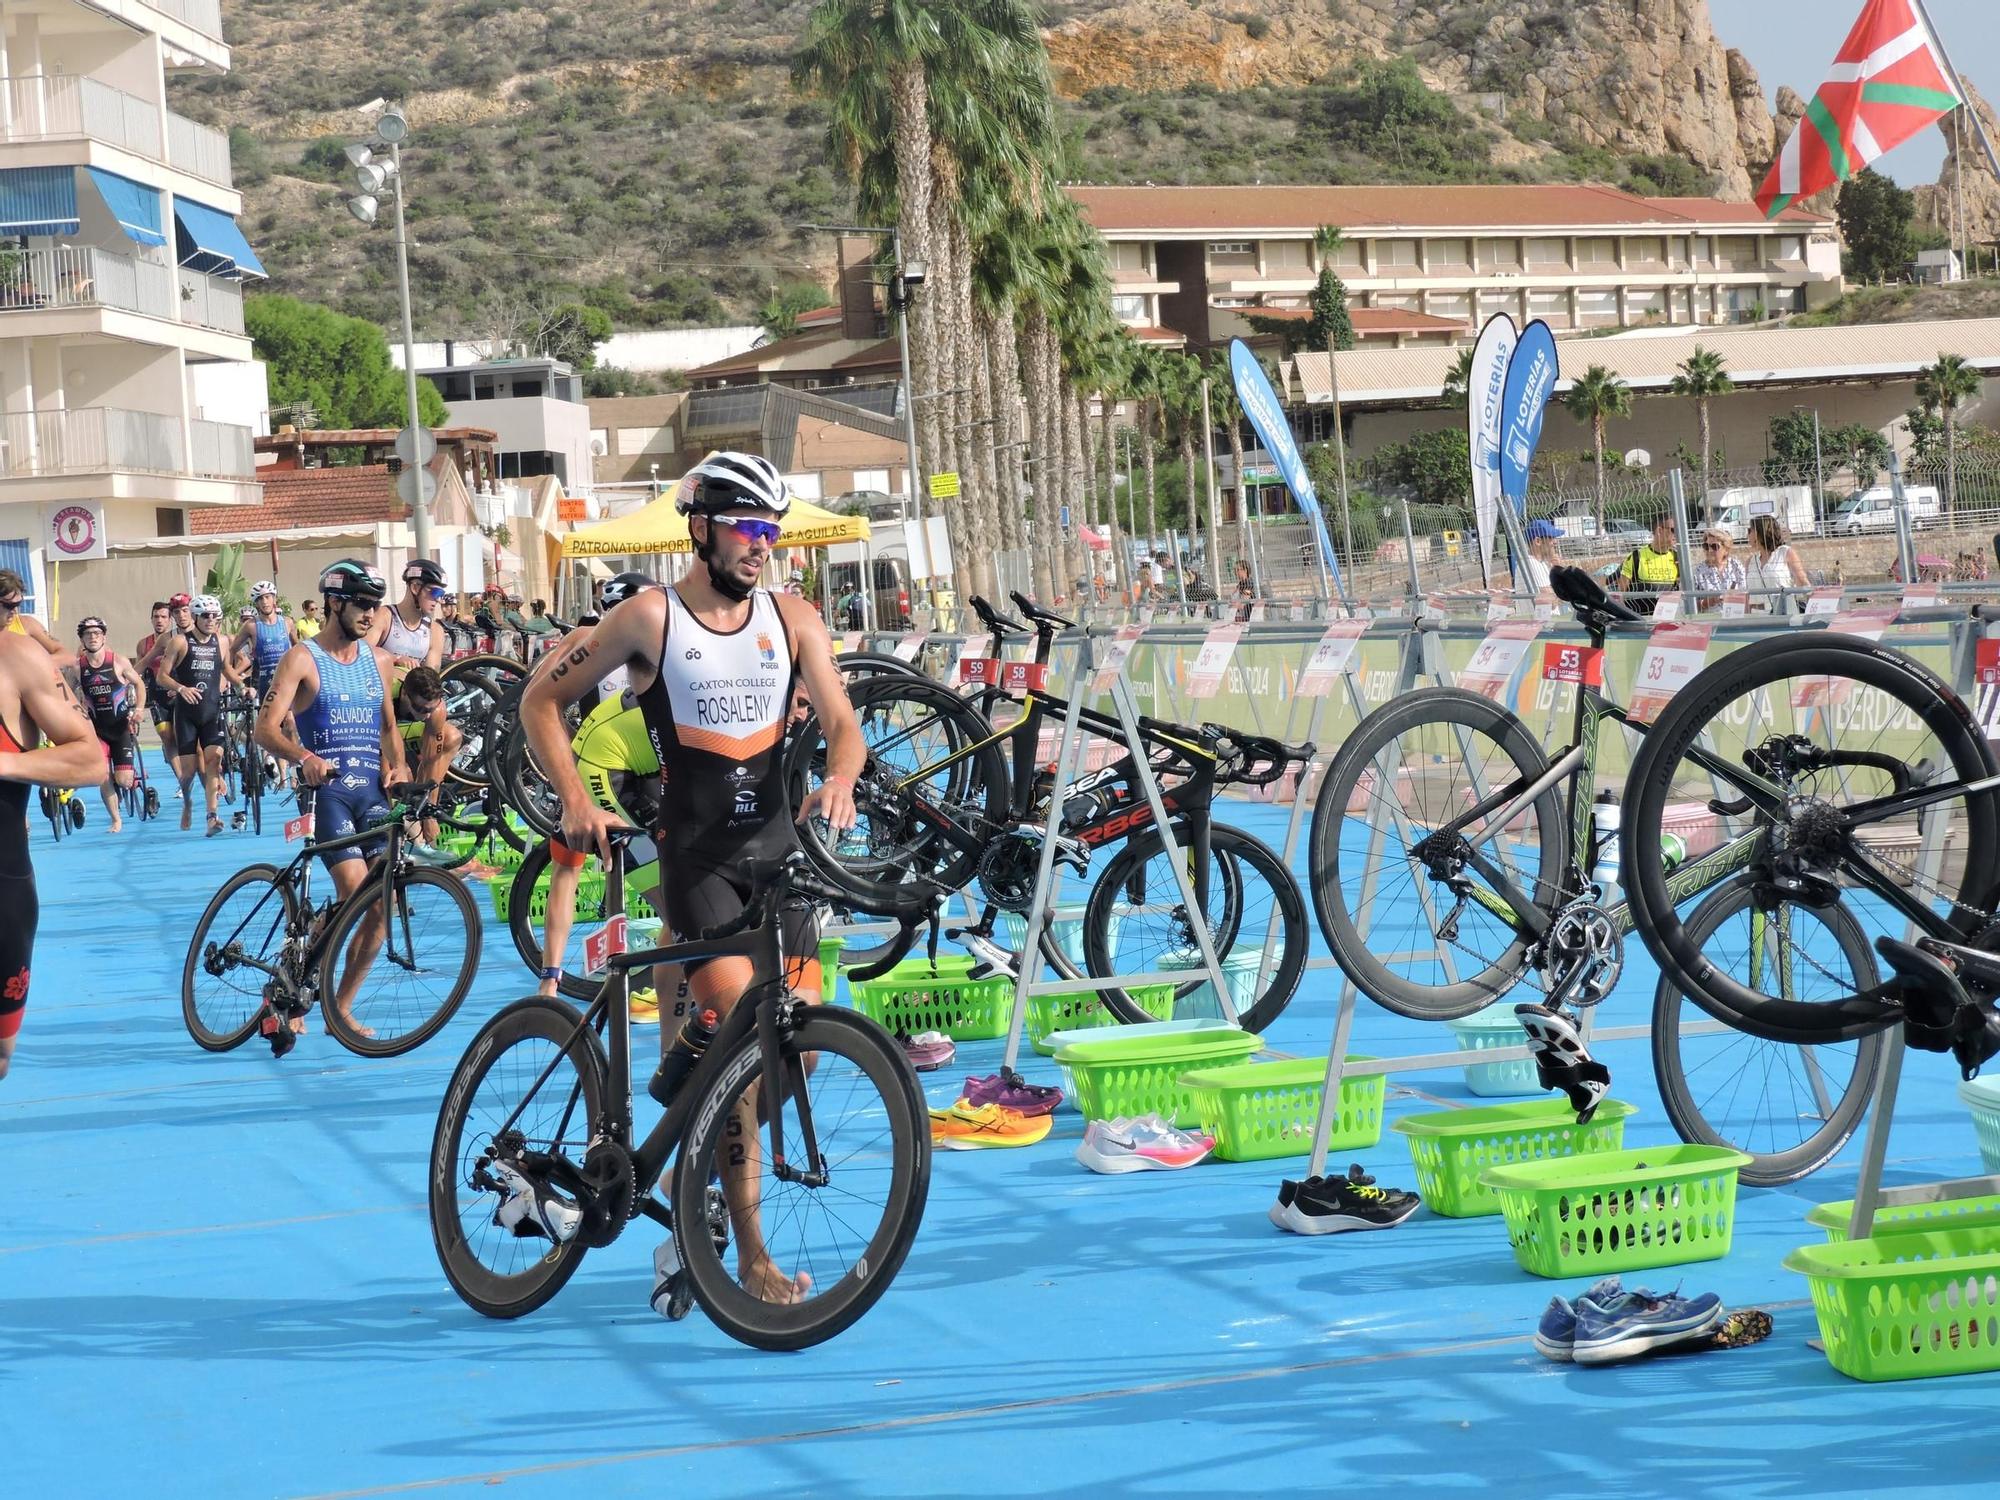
[232,579,298,789]
[254,559,408,1037]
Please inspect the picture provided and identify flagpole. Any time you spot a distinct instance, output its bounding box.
[1915,0,2000,183]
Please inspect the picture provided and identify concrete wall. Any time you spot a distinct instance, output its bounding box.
[187,359,269,434]
[59,536,378,650]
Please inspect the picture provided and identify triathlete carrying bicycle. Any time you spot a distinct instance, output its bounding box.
[231,581,298,793]
[253,560,410,1038]
[519,452,865,1312]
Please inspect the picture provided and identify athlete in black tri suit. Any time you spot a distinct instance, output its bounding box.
[0,605,108,1082]
[520,451,864,1313]
[157,593,245,835]
[74,616,148,833]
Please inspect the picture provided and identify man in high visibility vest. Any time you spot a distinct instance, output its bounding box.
[1615,516,1679,613]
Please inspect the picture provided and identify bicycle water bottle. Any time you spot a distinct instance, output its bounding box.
[648,1006,719,1107]
[1660,831,1686,873]
[1590,791,1622,896]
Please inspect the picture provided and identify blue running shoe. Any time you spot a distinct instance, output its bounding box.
[1572,1284,1724,1365]
[1533,1276,1628,1361]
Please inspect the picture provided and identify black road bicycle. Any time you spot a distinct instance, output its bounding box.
[1310,565,1888,1183]
[430,839,934,1351]
[182,783,482,1058]
[786,592,1312,1031]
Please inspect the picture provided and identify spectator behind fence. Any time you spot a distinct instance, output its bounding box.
[1614,515,1680,613]
[1747,514,1809,613]
[1691,527,1747,610]
[1520,519,1561,597]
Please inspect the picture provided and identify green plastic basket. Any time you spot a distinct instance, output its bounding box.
[1180,1055,1383,1162]
[1155,944,1267,1023]
[818,934,843,1000]
[490,867,605,925]
[1807,1189,2000,1243]
[1392,1097,1636,1219]
[1053,1025,1262,1124]
[848,954,1014,1040]
[1480,1143,1752,1279]
[1025,981,1175,1054]
[1784,1228,2000,1381]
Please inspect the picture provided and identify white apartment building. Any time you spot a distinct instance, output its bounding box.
[0,0,263,613]
[1070,184,1844,351]
[413,354,595,494]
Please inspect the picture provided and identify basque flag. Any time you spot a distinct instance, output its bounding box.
[1757,0,1963,218]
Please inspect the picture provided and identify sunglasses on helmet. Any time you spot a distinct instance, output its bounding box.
[713,515,781,546]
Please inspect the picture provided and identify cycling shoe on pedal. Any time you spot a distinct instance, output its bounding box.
[1875,937,2000,1079]
[257,1004,297,1059]
[1515,1002,1612,1123]
[487,1160,583,1243]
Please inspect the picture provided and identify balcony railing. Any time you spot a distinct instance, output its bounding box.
[177,265,242,333]
[166,110,231,187]
[189,417,253,477]
[0,406,180,477]
[148,0,226,42]
[0,245,175,319]
[0,75,162,159]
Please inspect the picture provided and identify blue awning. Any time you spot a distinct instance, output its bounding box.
[85,168,166,247]
[0,166,79,238]
[171,195,267,279]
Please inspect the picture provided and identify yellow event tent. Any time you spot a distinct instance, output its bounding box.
[561,492,871,558]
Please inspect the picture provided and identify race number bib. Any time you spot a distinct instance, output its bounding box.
[1457,621,1541,702]
[1626,624,1713,724]
[1186,623,1244,700]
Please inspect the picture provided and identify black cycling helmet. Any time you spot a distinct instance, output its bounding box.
[599,571,654,609]
[77,615,107,637]
[404,557,446,588]
[320,558,388,604]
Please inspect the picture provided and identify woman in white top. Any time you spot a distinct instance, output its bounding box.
[1746,514,1809,613]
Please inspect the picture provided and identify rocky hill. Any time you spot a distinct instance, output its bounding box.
[166,0,1958,339]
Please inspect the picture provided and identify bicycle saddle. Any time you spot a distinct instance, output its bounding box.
[1008,591,1076,631]
[969,595,1028,633]
[1549,564,1642,623]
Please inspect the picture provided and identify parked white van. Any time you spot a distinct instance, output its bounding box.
[1829,485,1943,534]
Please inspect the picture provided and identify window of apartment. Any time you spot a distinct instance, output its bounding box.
[1627,287,1667,320]
[1576,236,1617,267]
[155,507,185,537]
[1428,237,1471,270]
[1775,234,1804,262]
[1375,238,1418,269]
[1207,241,1257,266]
[1483,237,1523,270]
[1263,239,1309,271]
[616,425,675,455]
[1717,234,1755,268]
[1372,293,1419,311]
[1111,293,1148,321]
[1623,235,1664,266]
[1109,240,1149,273]
[1328,238,1364,270]
[1527,290,1568,323]
[1576,288,1619,322]
[1427,292,1472,321]
[1690,235,1714,267]
[1525,237,1568,268]
[1211,296,1253,308]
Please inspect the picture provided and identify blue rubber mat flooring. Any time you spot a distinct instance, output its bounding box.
[8,762,1997,1497]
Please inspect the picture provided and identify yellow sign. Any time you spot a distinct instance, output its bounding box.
[928,471,961,499]
[1442,528,1462,558]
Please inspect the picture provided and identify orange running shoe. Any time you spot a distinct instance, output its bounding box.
[928,1099,1053,1150]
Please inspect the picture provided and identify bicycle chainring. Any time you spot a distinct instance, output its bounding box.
[576,1138,636,1248]
[976,829,1045,912]
[1544,898,1622,1007]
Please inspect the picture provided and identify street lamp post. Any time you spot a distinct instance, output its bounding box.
[345,107,430,561]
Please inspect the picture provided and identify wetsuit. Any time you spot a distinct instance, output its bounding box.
[75,651,136,772]
[169,630,226,755]
[296,639,388,866]
[634,588,816,978]
[0,717,34,1044]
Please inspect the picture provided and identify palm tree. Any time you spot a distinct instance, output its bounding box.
[1440,347,1476,405]
[1917,351,1982,517]
[1668,346,1733,522]
[1203,351,1254,576]
[1129,343,1165,550]
[1562,365,1633,539]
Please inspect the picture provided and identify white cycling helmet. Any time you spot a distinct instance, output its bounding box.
[675,451,791,518]
[192,593,223,618]
[250,579,278,600]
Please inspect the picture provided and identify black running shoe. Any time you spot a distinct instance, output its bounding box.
[1274,1164,1419,1235]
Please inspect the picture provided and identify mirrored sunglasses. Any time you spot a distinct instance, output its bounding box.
[715,516,782,545]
